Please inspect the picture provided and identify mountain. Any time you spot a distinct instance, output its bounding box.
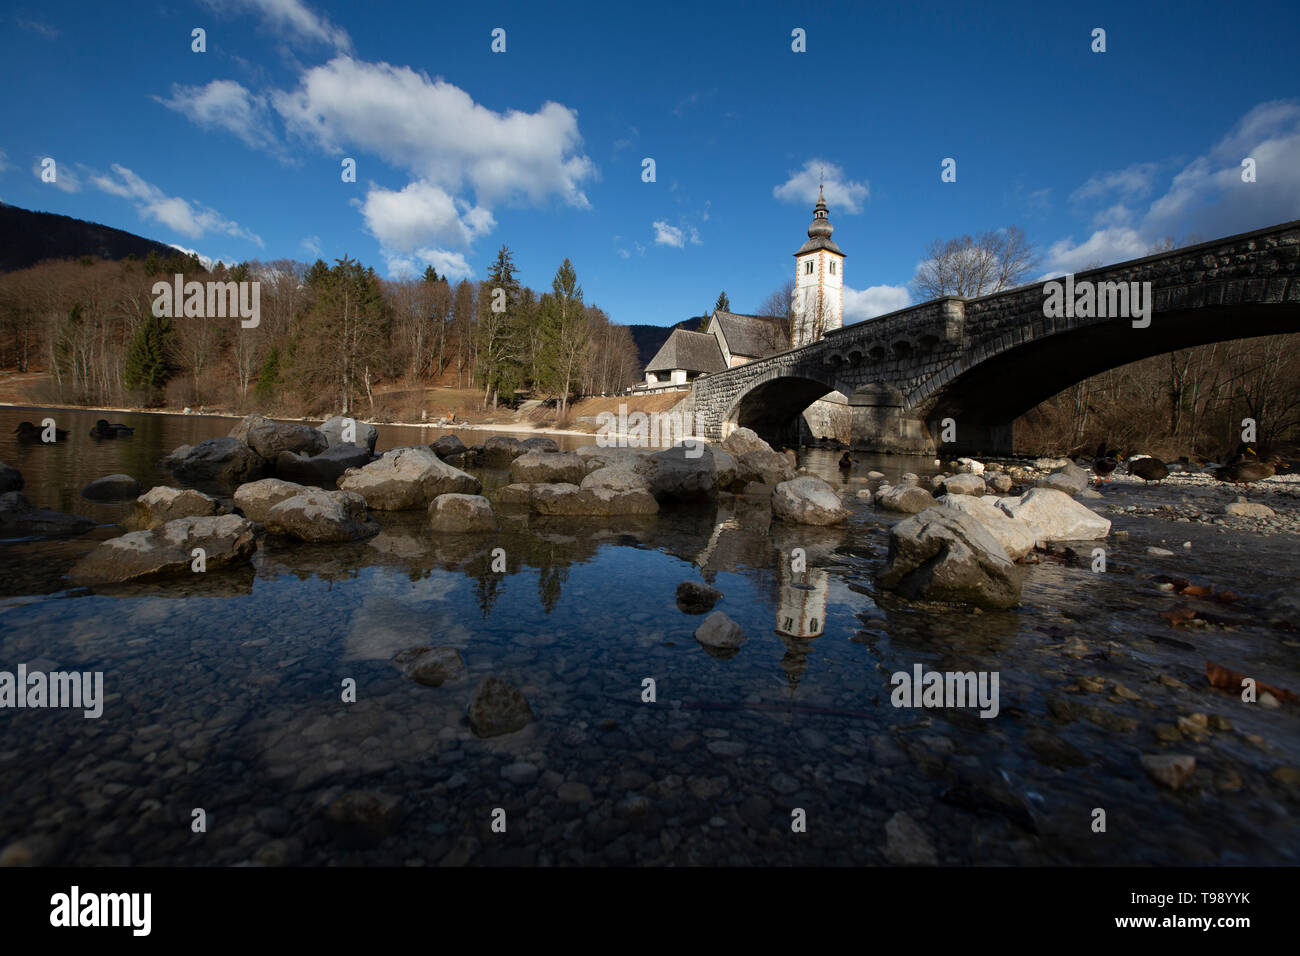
[626,316,703,370]
[0,202,179,272]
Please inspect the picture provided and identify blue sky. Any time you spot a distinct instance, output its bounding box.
[2,0,1298,326]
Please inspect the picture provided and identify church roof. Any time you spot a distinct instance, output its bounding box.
[795,236,844,256]
[645,328,726,373]
[712,310,787,359]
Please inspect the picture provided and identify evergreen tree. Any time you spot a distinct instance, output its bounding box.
[539,258,589,415]
[124,311,175,405]
[254,345,281,400]
[475,245,525,408]
[715,290,730,313]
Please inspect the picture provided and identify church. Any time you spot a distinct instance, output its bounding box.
[639,187,851,440]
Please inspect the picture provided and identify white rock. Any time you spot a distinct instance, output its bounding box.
[996,487,1111,544]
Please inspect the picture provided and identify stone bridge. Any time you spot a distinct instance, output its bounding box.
[686,220,1300,456]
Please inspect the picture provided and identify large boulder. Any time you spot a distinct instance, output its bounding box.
[68,514,257,585]
[941,473,986,497]
[319,416,378,454]
[170,437,268,487]
[509,450,585,485]
[81,474,143,501]
[125,486,221,531]
[274,444,372,485]
[0,463,22,494]
[985,471,1014,494]
[0,492,95,537]
[264,489,379,542]
[519,436,559,453]
[579,464,652,494]
[494,484,536,509]
[1037,462,1089,497]
[575,445,648,473]
[876,483,936,514]
[232,414,328,461]
[933,494,1037,561]
[997,487,1111,544]
[635,444,732,501]
[339,446,480,510]
[480,435,524,467]
[429,493,498,533]
[234,478,312,523]
[531,483,658,516]
[719,427,773,458]
[735,448,796,487]
[430,434,467,461]
[878,507,1022,609]
[771,476,849,526]
[467,676,534,737]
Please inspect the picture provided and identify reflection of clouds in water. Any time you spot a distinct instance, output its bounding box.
[342,575,471,660]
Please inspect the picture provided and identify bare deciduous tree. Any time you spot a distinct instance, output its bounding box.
[910,226,1038,300]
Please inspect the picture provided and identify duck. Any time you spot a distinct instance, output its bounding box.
[13,420,69,443]
[1213,450,1284,485]
[1092,441,1118,483]
[838,451,855,470]
[89,419,134,438]
[1129,456,1169,485]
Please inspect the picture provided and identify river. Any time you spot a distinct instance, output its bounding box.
[0,405,1296,866]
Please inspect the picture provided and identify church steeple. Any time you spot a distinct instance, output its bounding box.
[808,184,833,240]
[791,186,845,348]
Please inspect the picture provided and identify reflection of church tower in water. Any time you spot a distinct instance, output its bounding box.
[775,553,830,689]
[776,567,829,639]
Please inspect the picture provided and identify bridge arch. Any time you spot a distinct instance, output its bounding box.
[912,300,1300,454]
[720,372,840,447]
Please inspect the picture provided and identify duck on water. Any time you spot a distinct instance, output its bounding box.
[13,421,69,443]
[89,419,135,439]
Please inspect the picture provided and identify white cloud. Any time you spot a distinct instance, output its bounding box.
[203,0,351,52]
[1046,100,1300,275]
[1069,162,1160,204]
[300,235,321,256]
[15,16,58,39]
[272,56,595,210]
[91,164,263,246]
[155,80,277,150]
[652,220,700,248]
[359,180,495,252]
[843,284,910,321]
[774,159,869,214]
[382,248,473,281]
[1038,227,1147,278]
[0,149,10,173]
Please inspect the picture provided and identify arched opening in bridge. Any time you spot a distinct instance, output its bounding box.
[920,302,1300,456]
[724,375,842,449]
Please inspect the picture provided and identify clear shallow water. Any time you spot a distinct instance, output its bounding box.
[1,407,1298,866]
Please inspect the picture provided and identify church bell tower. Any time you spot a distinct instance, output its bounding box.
[791,185,845,348]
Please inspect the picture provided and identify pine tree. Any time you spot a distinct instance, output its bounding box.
[715,290,730,313]
[475,245,524,408]
[255,345,281,400]
[124,312,175,405]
